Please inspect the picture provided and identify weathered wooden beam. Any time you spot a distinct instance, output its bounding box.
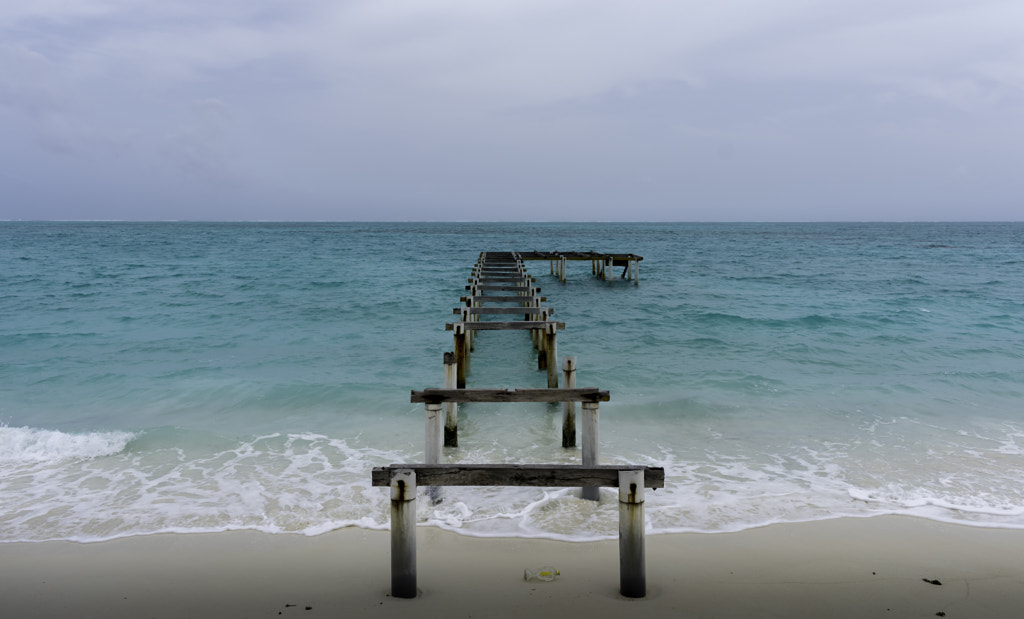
[515,252,643,262]
[461,296,546,304]
[468,277,532,283]
[453,307,552,315]
[445,321,565,331]
[372,464,664,488]
[410,388,610,404]
[464,285,538,292]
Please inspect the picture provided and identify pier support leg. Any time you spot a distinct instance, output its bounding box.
[443,352,458,447]
[424,403,443,504]
[544,323,558,388]
[454,324,467,389]
[562,357,577,447]
[390,470,417,598]
[425,403,442,464]
[618,469,646,598]
[560,256,567,283]
[582,401,600,501]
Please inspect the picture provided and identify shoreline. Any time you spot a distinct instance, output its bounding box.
[2,515,1023,618]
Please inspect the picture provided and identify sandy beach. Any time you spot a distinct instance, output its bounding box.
[2,515,1022,618]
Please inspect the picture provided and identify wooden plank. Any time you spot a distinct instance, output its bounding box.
[445,321,564,331]
[410,387,609,403]
[465,285,537,292]
[453,307,552,315]
[372,464,664,488]
[462,296,545,304]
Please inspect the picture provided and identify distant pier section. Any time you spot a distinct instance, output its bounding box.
[517,250,642,284]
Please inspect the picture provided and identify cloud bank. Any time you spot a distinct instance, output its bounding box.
[2,0,1022,220]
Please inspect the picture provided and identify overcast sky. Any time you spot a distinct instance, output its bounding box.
[2,1,1022,221]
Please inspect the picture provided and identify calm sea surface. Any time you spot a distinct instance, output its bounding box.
[1,222,1022,542]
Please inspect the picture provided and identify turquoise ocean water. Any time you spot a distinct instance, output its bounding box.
[2,222,1022,542]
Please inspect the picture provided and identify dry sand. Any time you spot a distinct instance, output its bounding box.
[2,515,1022,618]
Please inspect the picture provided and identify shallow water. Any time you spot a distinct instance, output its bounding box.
[2,222,1023,541]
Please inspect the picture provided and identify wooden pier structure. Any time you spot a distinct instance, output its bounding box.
[373,250,661,599]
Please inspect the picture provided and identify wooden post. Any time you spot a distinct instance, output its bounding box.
[560,256,567,283]
[390,469,417,598]
[425,403,442,464]
[562,356,577,447]
[582,401,599,501]
[424,403,443,504]
[544,322,558,388]
[443,352,458,447]
[453,323,467,389]
[618,469,646,598]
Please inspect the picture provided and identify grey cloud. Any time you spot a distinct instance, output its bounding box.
[1,0,1022,221]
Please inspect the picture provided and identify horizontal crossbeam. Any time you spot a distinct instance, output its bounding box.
[465,285,538,292]
[468,277,532,283]
[372,464,664,488]
[446,321,564,331]
[453,307,552,315]
[411,387,609,403]
[461,296,546,304]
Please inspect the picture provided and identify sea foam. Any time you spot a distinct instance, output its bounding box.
[0,426,135,464]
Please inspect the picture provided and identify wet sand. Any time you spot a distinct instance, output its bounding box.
[2,515,1022,618]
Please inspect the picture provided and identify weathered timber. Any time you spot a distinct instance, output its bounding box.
[445,321,565,331]
[424,403,443,504]
[618,469,647,597]
[461,296,545,304]
[372,464,664,488]
[453,323,467,388]
[453,307,552,315]
[442,352,457,446]
[516,251,643,263]
[465,285,537,292]
[389,470,417,598]
[562,357,577,447]
[468,276,532,283]
[411,388,609,404]
[544,322,558,387]
[375,464,661,599]
[582,401,600,501]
